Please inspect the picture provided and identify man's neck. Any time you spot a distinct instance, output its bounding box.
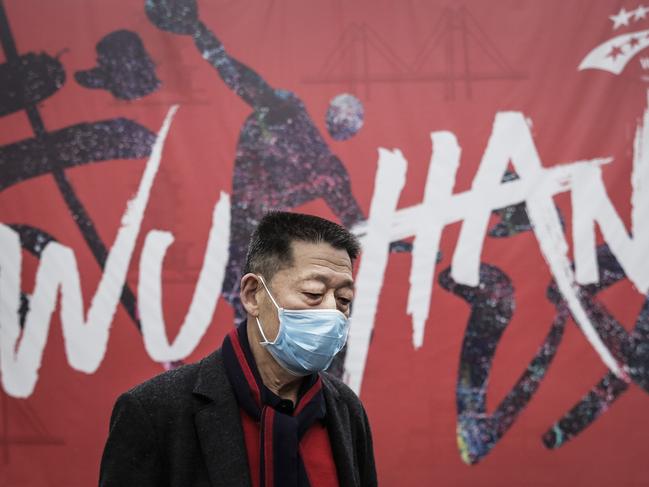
[246,319,303,404]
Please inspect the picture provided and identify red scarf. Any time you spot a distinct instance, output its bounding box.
[222,325,326,487]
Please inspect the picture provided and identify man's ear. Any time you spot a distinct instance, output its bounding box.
[240,273,261,316]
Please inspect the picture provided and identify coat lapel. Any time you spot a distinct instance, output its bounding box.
[322,375,359,487]
[193,351,252,487]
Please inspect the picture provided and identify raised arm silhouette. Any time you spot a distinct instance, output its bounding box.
[147,0,407,324]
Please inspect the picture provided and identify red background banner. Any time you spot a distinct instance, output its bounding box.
[0,1,648,485]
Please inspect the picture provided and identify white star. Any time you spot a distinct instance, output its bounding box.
[610,7,633,29]
[634,5,649,20]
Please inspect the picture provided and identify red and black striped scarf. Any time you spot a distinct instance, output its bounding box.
[222,324,327,487]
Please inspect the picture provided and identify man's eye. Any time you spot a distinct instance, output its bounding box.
[337,297,351,306]
[304,292,322,299]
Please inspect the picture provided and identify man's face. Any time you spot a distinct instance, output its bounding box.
[257,240,354,342]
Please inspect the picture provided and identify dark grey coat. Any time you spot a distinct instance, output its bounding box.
[99,350,377,486]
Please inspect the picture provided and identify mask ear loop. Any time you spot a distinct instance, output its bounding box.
[257,275,282,310]
[255,275,281,344]
[255,316,273,344]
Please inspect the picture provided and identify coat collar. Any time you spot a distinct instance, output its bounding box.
[192,350,358,487]
[192,350,252,487]
[320,373,359,487]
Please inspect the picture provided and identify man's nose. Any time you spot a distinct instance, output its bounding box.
[322,292,337,310]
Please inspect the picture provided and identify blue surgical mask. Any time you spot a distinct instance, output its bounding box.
[255,275,350,376]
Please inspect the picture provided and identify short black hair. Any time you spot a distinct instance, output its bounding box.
[243,211,360,279]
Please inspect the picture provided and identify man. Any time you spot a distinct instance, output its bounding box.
[99,211,377,486]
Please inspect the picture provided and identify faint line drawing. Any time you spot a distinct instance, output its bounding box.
[305,7,526,100]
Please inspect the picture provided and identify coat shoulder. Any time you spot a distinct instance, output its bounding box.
[123,350,223,411]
